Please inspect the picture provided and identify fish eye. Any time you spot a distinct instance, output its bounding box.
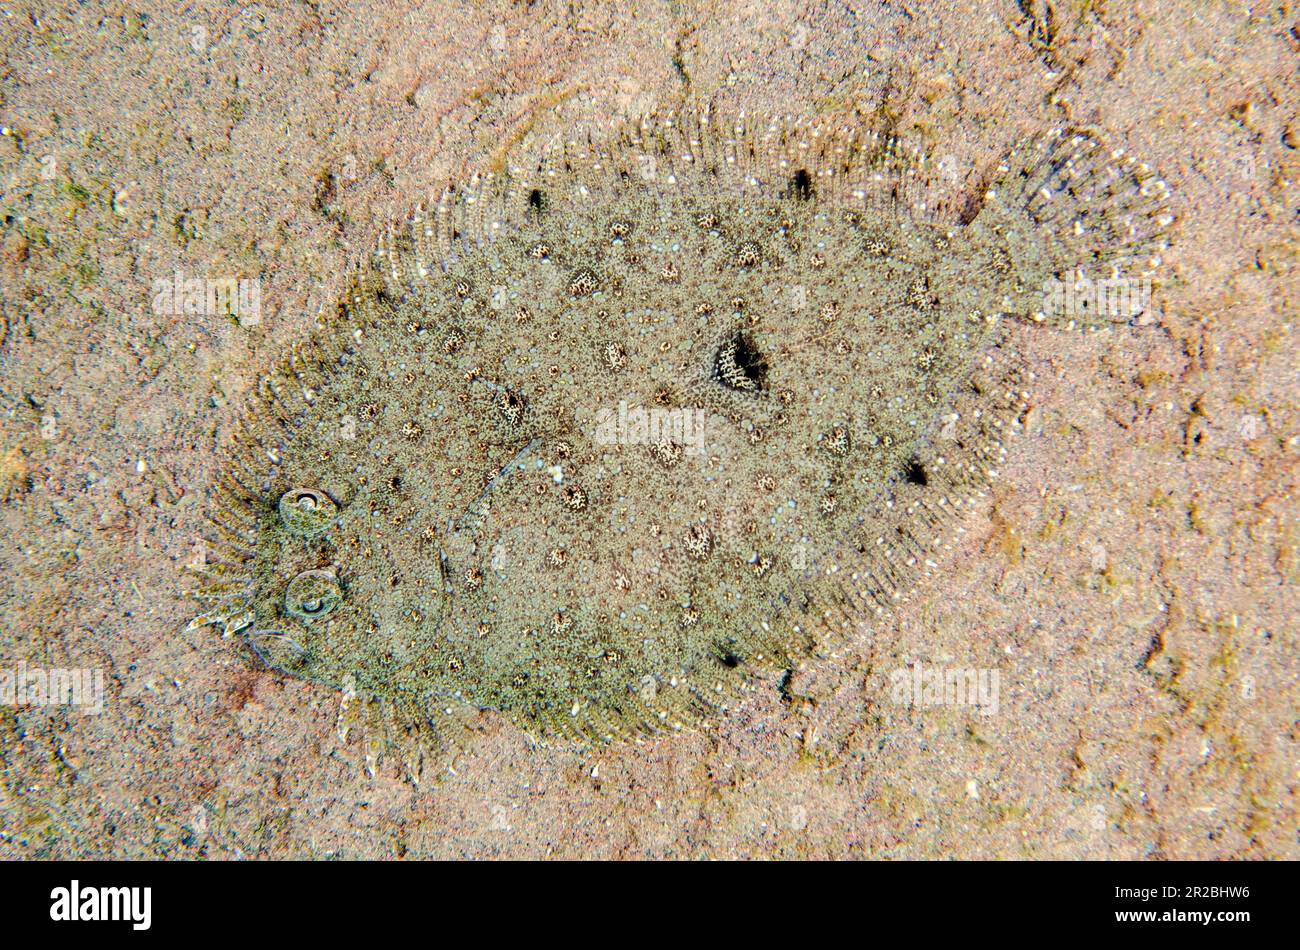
[284,569,342,622]
[278,487,339,538]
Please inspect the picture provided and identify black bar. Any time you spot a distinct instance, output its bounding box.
[0,859,1280,937]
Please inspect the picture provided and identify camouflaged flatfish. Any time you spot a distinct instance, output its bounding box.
[188,107,1172,781]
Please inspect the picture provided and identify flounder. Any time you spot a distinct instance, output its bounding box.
[188,107,1172,781]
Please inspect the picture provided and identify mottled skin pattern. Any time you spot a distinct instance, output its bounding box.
[189,111,1171,765]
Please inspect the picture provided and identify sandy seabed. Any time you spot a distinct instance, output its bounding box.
[0,0,1295,859]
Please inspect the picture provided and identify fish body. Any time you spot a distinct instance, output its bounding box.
[188,110,1172,769]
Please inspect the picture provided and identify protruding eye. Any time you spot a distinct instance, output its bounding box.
[278,488,338,538]
[284,569,343,622]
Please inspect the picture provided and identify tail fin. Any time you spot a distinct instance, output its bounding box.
[975,127,1176,329]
